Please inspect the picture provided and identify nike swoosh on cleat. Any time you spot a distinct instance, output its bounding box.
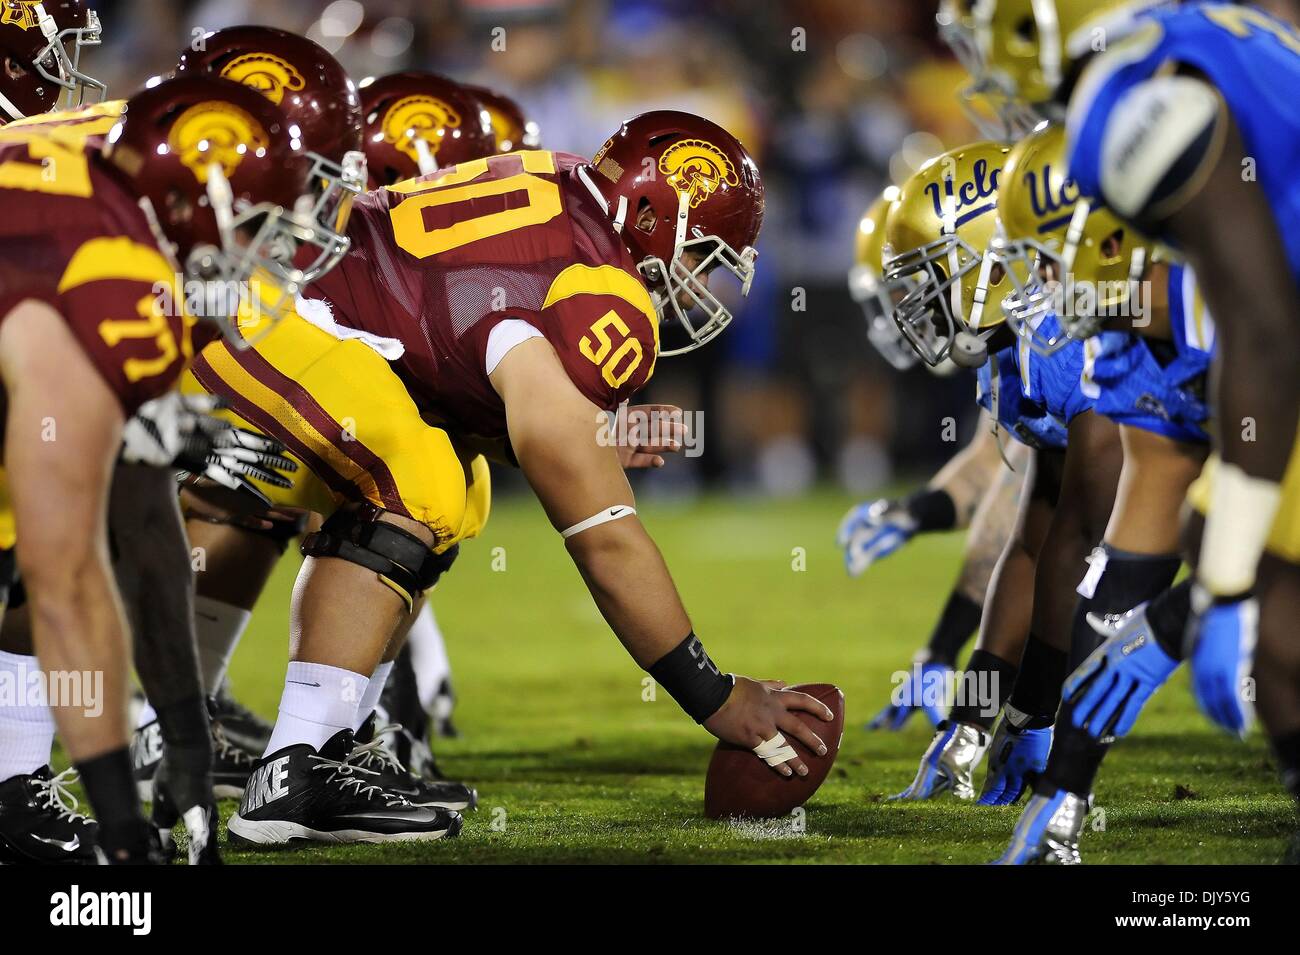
[32,834,80,852]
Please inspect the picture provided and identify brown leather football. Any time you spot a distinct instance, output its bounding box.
[704,683,845,819]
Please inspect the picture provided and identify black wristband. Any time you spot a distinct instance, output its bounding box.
[648,632,735,724]
[903,488,957,532]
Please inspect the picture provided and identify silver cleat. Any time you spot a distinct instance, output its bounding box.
[890,722,991,801]
[996,790,1090,864]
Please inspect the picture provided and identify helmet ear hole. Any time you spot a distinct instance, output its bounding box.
[634,196,656,235]
[4,55,27,80]
[1100,228,1124,264]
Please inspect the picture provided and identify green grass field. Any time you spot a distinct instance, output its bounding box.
[212,490,1293,864]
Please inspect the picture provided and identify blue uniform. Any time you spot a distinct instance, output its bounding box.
[1067,2,1300,282]
[1015,313,1096,432]
[976,344,1067,451]
[1091,264,1215,444]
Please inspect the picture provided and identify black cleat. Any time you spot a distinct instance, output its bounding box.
[351,712,477,811]
[211,686,274,756]
[210,721,257,799]
[227,730,462,846]
[0,767,99,865]
[431,677,459,739]
[133,716,256,801]
[131,717,164,802]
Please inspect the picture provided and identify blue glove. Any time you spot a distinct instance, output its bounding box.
[837,498,917,577]
[866,658,952,730]
[978,721,1051,805]
[1187,591,1257,738]
[1063,604,1178,740]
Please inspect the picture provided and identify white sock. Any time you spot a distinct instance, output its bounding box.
[194,595,254,693]
[0,651,56,780]
[264,661,368,755]
[353,661,393,732]
[407,603,451,711]
[136,700,157,729]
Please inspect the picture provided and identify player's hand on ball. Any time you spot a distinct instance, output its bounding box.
[703,677,834,777]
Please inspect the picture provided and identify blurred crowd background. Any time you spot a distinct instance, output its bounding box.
[91,0,988,497]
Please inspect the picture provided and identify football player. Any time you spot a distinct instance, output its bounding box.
[880,140,1130,806]
[182,110,837,847]
[0,73,327,862]
[842,187,1032,730]
[976,0,1300,859]
[984,123,1212,861]
[122,27,370,804]
[171,67,506,811]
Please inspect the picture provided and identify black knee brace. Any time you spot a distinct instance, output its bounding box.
[300,505,459,610]
[0,547,18,609]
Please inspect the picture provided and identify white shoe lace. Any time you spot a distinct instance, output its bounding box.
[212,722,256,767]
[346,723,408,776]
[309,754,407,806]
[33,768,92,825]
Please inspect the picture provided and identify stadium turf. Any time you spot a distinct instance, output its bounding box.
[121,491,1299,863]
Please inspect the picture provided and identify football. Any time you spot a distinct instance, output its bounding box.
[703,683,845,819]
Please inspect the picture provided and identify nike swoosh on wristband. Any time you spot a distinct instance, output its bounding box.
[286,681,321,687]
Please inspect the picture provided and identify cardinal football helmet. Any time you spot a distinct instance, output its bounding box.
[358,71,495,187]
[0,0,104,121]
[990,123,1155,354]
[102,76,320,344]
[463,83,540,153]
[587,110,763,356]
[883,141,1020,368]
[175,25,365,281]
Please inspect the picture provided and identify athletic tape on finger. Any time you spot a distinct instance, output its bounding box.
[753,731,798,766]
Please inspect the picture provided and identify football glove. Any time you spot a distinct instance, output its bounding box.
[978,720,1051,805]
[123,392,298,508]
[889,721,989,801]
[1186,589,1257,739]
[1063,604,1178,740]
[866,656,951,730]
[837,497,918,577]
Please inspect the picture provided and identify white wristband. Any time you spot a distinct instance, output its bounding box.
[561,505,637,539]
[1200,461,1282,596]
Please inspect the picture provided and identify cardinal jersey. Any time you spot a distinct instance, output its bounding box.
[303,149,660,440]
[0,102,200,414]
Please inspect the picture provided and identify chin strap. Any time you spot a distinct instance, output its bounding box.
[412,137,438,176]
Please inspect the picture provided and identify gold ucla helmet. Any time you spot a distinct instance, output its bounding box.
[975,0,1163,108]
[991,123,1155,354]
[937,0,1040,142]
[883,140,1017,368]
[849,187,923,371]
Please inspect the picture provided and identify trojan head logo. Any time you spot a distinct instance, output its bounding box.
[1,1,42,31]
[659,139,739,209]
[168,102,268,185]
[382,94,460,164]
[220,53,306,107]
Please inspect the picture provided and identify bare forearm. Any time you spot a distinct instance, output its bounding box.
[928,412,1006,526]
[565,520,692,668]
